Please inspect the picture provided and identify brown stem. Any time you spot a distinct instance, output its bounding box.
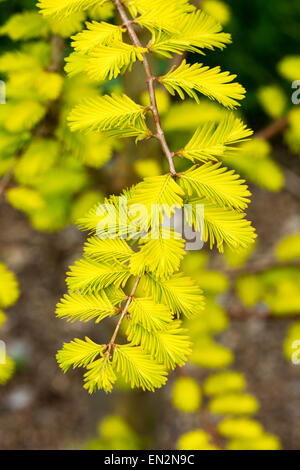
[227,307,300,322]
[255,116,288,140]
[200,409,225,450]
[0,167,14,197]
[113,0,177,176]
[47,35,66,73]
[106,276,140,354]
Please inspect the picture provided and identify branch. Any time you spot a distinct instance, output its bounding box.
[113,0,177,176]
[0,167,14,197]
[47,35,65,73]
[228,306,300,322]
[200,408,225,450]
[255,116,288,140]
[105,276,140,355]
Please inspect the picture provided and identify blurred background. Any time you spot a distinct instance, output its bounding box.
[0,0,300,450]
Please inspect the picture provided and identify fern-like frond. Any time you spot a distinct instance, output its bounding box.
[142,273,205,319]
[179,116,253,163]
[77,201,109,233]
[38,0,101,18]
[128,297,173,331]
[84,357,116,393]
[126,320,192,369]
[47,11,86,38]
[66,258,131,293]
[71,21,123,53]
[77,194,131,236]
[179,163,251,211]
[190,198,257,252]
[129,174,184,218]
[150,10,231,57]
[80,193,138,240]
[112,344,168,391]
[127,0,193,18]
[160,60,246,109]
[56,291,115,323]
[46,0,257,397]
[86,42,147,81]
[84,236,133,264]
[57,337,103,372]
[65,52,89,77]
[130,235,186,279]
[68,93,150,139]
[135,5,188,34]
[58,119,114,169]
[103,285,127,307]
